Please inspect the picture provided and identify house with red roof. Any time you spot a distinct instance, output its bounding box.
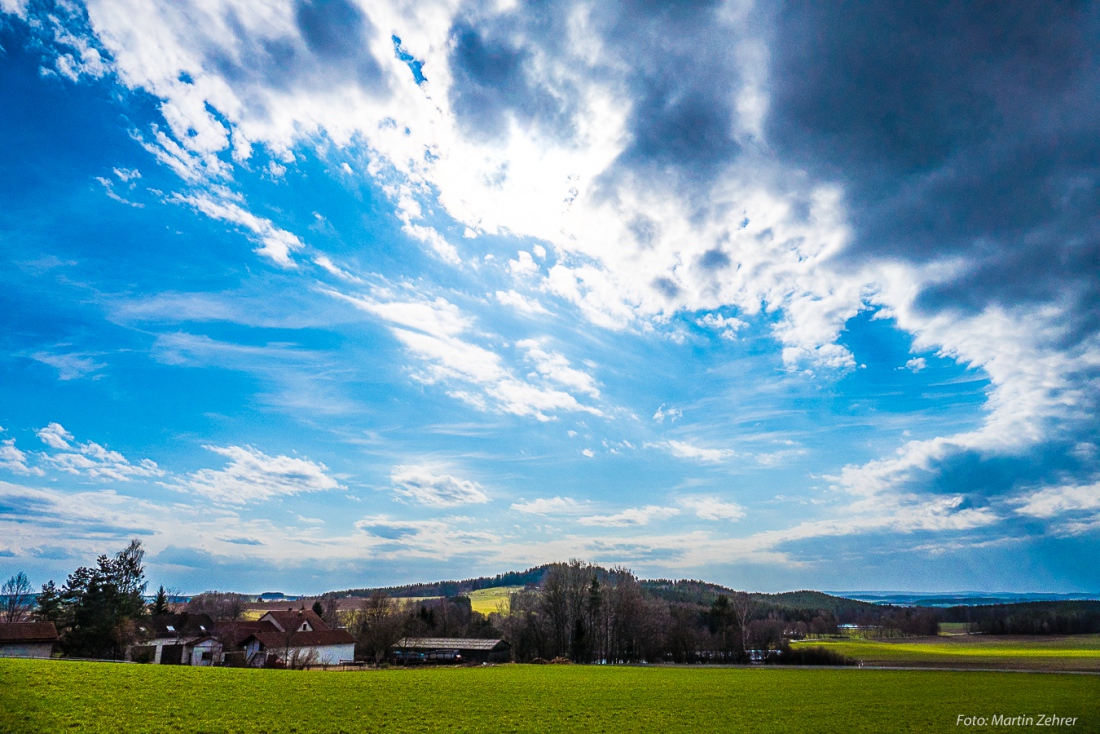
[237,609,355,667]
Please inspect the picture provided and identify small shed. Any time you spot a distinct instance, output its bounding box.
[0,622,58,658]
[391,637,511,665]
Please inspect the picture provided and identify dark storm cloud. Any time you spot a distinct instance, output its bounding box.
[767,0,1100,318]
[446,0,749,181]
[448,16,577,141]
[209,0,386,100]
[296,0,365,60]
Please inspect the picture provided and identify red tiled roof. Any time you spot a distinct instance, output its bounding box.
[247,628,354,649]
[259,609,330,632]
[225,620,278,646]
[0,622,59,643]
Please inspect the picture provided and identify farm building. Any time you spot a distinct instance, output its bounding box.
[391,637,512,664]
[237,609,355,667]
[0,622,58,658]
[131,613,220,665]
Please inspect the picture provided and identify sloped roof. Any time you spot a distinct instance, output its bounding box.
[395,637,509,651]
[246,628,355,649]
[227,620,276,646]
[140,613,214,639]
[259,609,329,633]
[0,622,59,643]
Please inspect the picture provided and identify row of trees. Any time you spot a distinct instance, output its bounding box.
[495,561,773,663]
[330,561,841,665]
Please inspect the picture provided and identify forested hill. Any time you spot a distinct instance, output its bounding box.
[334,566,551,598]
[640,581,880,614]
[759,591,882,616]
[339,569,873,615]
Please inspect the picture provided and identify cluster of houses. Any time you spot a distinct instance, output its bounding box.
[0,612,512,667]
[131,608,356,667]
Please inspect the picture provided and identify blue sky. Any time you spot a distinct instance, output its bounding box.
[1,0,1098,594]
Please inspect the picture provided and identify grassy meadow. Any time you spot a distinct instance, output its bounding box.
[2,658,1097,734]
[796,634,1100,671]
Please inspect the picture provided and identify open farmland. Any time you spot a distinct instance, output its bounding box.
[465,586,523,615]
[2,659,1097,734]
[797,634,1100,671]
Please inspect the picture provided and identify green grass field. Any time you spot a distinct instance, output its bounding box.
[2,659,1097,733]
[796,634,1100,671]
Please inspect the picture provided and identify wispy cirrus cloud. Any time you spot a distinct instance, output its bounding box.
[330,289,603,421]
[173,192,304,268]
[31,352,105,380]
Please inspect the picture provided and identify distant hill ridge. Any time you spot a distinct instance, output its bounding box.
[332,566,551,599]
[333,567,877,614]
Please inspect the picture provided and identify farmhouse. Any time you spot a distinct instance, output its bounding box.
[237,609,355,667]
[391,637,512,664]
[131,613,220,665]
[0,622,58,658]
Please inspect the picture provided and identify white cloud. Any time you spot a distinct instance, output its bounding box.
[578,505,680,527]
[175,445,341,504]
[1014,481,1100,520]
[652,404,682,423]
[658,440,737,463]
[905,357,927,372]
[581,448,595,457]
[314,255,364,284]
[508,251,539,277]
[511,496,585,515]
[389,465,489,507]
[0,0,28,19]
[355,515,500,559]
[0,440,41,476]
[36,423,74,450]
[174,193,303,268]
[402,223,461,265]
[495,290,551,316]
[517,339,600,398]
[696,313,747,340]
[31,352,106,380]
[680,497,745,521]
[330,289,602,421]
[36,424,163,482]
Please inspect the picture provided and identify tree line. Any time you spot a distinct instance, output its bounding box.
[5,549,1097,664]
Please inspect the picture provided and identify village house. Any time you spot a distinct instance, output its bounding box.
[0,622,59,658]
[237,609,355,667]
[131,613,220,665]
[391,637,512,665]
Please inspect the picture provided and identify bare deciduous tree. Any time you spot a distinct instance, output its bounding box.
[350,591,404,664]
[730,591,756,654]
[2,571,33,623]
